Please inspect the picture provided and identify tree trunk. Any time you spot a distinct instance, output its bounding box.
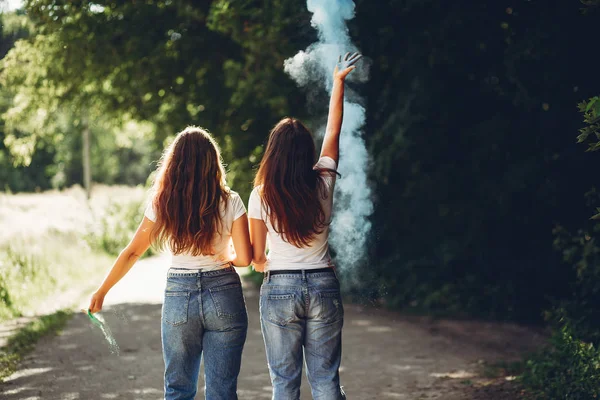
[82,120,92,199]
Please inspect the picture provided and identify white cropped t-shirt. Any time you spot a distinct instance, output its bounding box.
[248,156,337,271]
[144,190,246,270]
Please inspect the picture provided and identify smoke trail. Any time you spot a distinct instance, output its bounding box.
[284,0,372,275]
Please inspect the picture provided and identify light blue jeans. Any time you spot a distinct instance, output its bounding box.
[260,269,346,400]
[161,267,248,400]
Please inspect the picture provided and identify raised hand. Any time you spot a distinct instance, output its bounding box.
[334,52,363,81]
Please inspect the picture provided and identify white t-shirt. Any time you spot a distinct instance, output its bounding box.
[144,190,246,270]
[248,156,337,271]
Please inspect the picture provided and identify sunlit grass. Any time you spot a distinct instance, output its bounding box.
[0,184,148,321]
[0,185,147,243]
[0,185,155,381]
[0,232,113,321]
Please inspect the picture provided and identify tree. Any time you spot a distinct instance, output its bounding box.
[3,0,315,199]
[352,0,600,318]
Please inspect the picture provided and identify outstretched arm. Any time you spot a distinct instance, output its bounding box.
[320,52,363,164]
[88,217,153,313]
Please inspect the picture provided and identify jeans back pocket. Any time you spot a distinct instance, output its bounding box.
[318,291,344,323]
[209,283,246,319]
[262,293,296,327]
[163,291,190,326]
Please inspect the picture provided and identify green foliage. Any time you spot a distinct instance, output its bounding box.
[521,326,600,399]
[0,1,307,194]
[0,233,112,321]
[0,310,71,382]
[521,1,600,385]
[549,221,600,344]
[86,195,155,258]
[353,0,600,320]
[0,11,47,191]
[0,11,32,55]
[576,96,600,152]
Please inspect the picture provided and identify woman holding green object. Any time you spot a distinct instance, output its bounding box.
[88,127,252,400]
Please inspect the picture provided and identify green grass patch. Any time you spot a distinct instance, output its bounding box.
[0,187,150,321]
[0,232,113,322]
[0,187,150,380]
[0,310,72,382]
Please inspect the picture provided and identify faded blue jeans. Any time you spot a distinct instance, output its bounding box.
[260,269,346,400]
[161,267,248,400]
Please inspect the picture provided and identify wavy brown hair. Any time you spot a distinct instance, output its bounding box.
[254,118,335,248]
[149,126,229,255]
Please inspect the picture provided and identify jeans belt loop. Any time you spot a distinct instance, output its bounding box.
[301,269,307,281]
[266,270,271,282]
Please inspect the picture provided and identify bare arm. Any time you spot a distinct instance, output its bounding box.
[249,218,268,272]
[88,217,154,313]
[320,52,363,163]
[230,214,252,267]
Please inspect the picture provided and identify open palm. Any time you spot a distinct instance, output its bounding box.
[333,52,363,80]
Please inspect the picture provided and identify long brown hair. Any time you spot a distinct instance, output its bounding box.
[150,126,229,255]
[254,117,333,248]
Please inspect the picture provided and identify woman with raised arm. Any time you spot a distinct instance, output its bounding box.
[248,52,362,400]
[88,127,252,400]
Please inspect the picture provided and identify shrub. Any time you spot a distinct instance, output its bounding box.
[86,197,155,258]
[521,218,600,399]
[521,326,600,399]
[549,221,600,344]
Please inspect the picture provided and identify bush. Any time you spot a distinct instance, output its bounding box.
[86,197,155,258]
[549,220,600,344]
[521,216,600,399]
[522,326,600,399]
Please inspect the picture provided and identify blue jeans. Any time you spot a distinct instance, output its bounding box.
[161,267,248,400]
[260,269,346,400]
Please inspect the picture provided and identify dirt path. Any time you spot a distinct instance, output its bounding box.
[0,255,543,399]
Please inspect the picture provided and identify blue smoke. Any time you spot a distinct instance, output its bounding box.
[284,0,372,275]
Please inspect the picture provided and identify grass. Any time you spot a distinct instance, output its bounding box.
[0,185,148,379]
[0,232,114,322]
[0,310,72,382]
[0,185,147,322]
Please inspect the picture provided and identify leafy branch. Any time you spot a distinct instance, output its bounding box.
[576,96,600,152]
